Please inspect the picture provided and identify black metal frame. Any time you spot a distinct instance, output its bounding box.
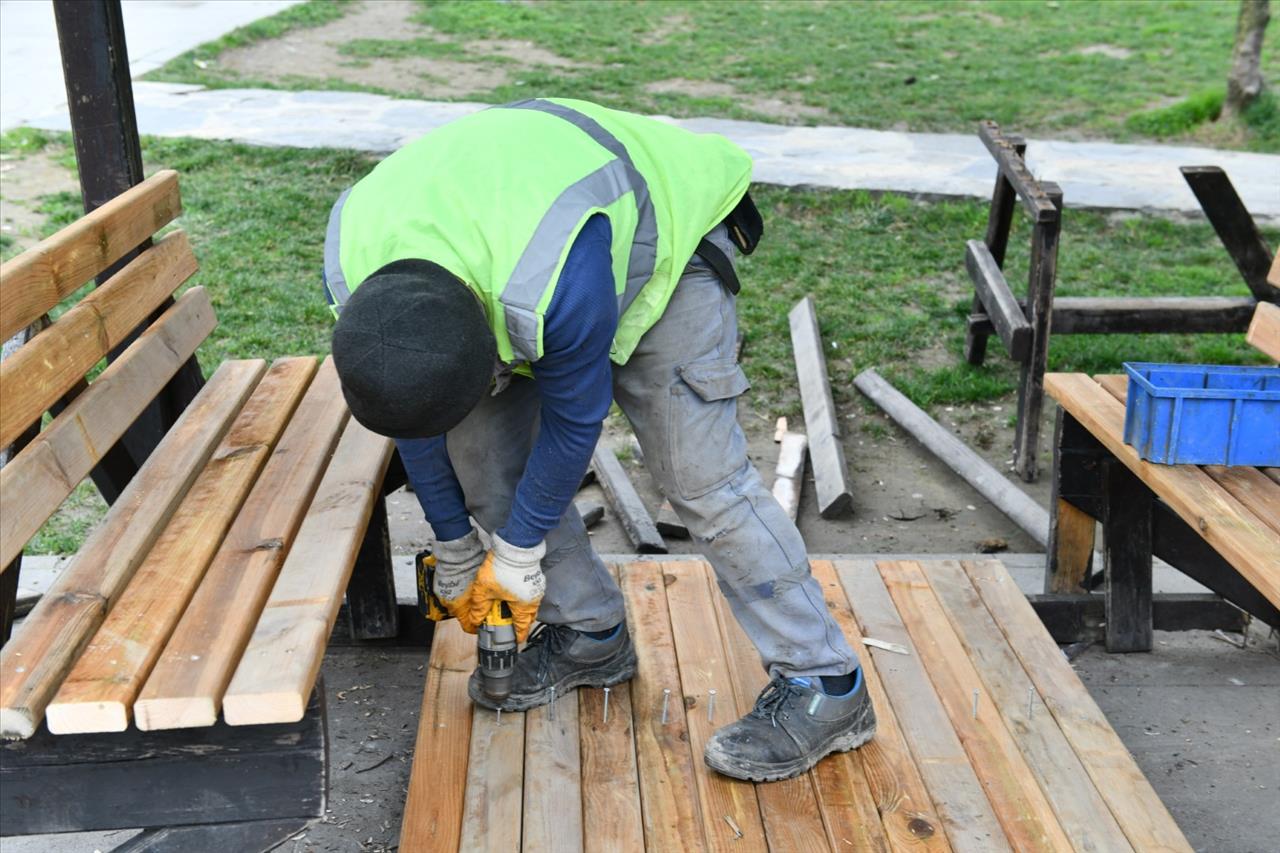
[964,121,1277,485]
[1043,408,1278,652]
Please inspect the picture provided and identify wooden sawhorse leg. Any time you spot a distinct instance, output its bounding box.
[1102,459,1154,652]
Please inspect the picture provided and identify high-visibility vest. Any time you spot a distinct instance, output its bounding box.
[324,98,752,365]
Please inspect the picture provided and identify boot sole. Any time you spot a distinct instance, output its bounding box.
[468,650,639,712]
[704,723,877,783]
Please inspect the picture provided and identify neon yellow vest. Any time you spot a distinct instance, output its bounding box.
[324,98,752,365]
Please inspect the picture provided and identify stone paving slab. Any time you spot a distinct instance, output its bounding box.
[26,83,1280,217]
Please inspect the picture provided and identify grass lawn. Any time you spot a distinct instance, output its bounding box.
[5,129,1272,552]
[149,0,1280,151]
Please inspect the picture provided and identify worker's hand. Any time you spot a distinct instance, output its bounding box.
[467,533,546,643]
[432,528,486,633]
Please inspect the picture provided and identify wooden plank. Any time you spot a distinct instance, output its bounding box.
[770,431,808,521]
[459,704,525,851]
[1045,373,1280,607]
[836,559,1010,853]
[0,287,215,570]
[965,134,1024,366]
[1047,499,1094,593]
[0,231,198,449]
[789,295,852,518]
[706,560,834,845]
[906,560,1133,851]
[1270,253,1280,288]
[809,561,951,853]
[618,560,705,851]
[44,358,316,734]
[222,420,393,725]
[1203,466,1280,538]
[1180,165,1279,301]
[965,240,1031,362]
[522,688,583,852]
[970,296,1257,336]
[134,358,346,730]
[854,369,1049,546]
[1246,300,1280,360]
[580,683,645,853]
[664,560,768,852]
[962,559,1193,852]
[656,499,690,539]
[398,620,475,853]
[592,443,666,553]
[0,359,264,739]
[0,170,181,342]
[977,122,1059,223]
[877,561,1073,852]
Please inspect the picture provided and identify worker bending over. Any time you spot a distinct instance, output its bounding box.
[323,98,874,781]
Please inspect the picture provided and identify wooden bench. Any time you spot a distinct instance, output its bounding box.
[1044,369,1280,653]
[398,556,1192,852]
[0,172,401,849]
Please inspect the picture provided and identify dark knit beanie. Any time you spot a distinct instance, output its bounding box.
[332,259,496,439]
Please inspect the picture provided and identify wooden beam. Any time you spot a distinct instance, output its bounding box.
[789,295,852,518]
[1045,373,1280,608]
[854,369,1049,546]
[0,287,215,570]
[963,560,1193,852]
[770,431,807,522]
[134,358,346,731]
[664,560,768,851]
[0,359,264,739]
[1047,499,1094,593]
[965,240,1031,362]
[0,171,181,342]
[222,420,394,725]
[1103,460,1155,652]
[523,687,584,852]
[966,133,1026,366]
[0,231,197,449]
[592,444,666,553]
[1180,166,1279,302]
[977,121,1059,223]
[1013,181,1063,482]
[969,296,1257,336]
[1246,301,1280,360]
[398,620,475,853]
[655,499,690,539]
[45,358,316,734]
[837,559,1010,852]
[618,560,705,850]
[905,560,1132,851]
[1027,593,1245,644]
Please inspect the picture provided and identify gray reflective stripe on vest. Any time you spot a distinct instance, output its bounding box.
[501,99,659,357]
[324,188,352,311]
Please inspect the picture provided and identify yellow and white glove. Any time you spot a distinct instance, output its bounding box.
[432,528,485,633]
[467,533,546,643]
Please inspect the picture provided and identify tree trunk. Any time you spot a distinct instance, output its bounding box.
[1225,0,1270,116]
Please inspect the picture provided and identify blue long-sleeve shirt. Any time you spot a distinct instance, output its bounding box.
[396,215,617,547]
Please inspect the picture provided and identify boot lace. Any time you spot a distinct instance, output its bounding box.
[524,622,577,683]
[749,677,801,728]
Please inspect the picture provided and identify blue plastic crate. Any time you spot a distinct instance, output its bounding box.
[1123,363,1280,467]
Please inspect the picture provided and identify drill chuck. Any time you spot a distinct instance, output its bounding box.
[478,621,517,701]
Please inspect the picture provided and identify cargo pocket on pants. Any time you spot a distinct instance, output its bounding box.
[669,359,751,499]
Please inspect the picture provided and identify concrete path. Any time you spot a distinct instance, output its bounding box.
[24,82,1280,217]
[0,0,302,131]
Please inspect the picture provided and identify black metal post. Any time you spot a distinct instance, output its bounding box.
[52,0,204,501]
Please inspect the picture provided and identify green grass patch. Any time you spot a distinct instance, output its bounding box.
[25,481,108,556]
[1126,88,1223,137]
[148,0,1280,151]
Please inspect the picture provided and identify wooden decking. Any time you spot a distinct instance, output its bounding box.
[400,558,1191,852]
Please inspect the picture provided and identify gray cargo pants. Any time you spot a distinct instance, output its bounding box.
[446,226,857,679]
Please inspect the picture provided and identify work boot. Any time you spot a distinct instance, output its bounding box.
[467,621,637,711]
[704,673,876,782]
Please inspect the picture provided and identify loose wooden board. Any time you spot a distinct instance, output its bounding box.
[789,295,852,518]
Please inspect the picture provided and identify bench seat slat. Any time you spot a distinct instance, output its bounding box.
[961,559,1193,852]
[0,359,266,740]
[135,357,348,731]
[0,171,182,342]
[221,420,393,725]
[0,230,198,449]
[44,357,318,735]
[0,287,216,571]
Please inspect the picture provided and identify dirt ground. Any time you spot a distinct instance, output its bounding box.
[0,149,77,255]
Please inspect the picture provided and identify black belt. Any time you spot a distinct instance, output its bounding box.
[692,190,763,296]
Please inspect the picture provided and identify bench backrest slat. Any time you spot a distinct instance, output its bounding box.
[0,288,217,570]
[0,230,199,449]
[0,171,182,342]
[0,359,265,739]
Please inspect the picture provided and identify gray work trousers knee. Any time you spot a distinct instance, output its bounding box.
[445,225,857,679]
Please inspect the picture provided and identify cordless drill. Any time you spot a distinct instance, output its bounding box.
[415,550,518,701]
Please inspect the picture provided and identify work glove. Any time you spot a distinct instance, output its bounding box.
[467,533,546,643]
[432,528,486,633]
